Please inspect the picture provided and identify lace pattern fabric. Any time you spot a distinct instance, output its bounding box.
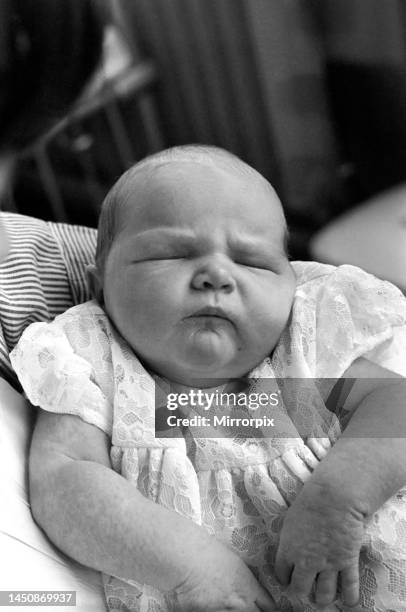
[10,262,406,611]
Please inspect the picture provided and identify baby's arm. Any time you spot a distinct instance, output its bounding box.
[275,358,406,607]
[30,410,275,612]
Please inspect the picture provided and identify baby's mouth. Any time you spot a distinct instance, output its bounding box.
[188,306,232,322]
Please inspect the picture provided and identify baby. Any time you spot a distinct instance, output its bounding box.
[11,146,406,611]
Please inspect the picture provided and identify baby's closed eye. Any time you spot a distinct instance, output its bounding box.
[132,245,192,263]
[234,256,275,271]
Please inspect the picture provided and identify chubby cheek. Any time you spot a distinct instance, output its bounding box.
[245,279,294,347]
[107,268,180,344]
[133,267,180,318]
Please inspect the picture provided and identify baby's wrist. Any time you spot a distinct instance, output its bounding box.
[170,530,220,593]
[308,471,406,524]
[303,447,377,520]
[305,463,372,519]
[309,435,406,517]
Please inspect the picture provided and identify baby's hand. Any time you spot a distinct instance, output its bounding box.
[275,480,365,608]
[174,537,276,611]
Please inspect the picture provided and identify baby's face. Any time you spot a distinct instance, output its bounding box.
[102,162,295,385]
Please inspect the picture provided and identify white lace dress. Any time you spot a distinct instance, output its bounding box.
[11,262,406,612]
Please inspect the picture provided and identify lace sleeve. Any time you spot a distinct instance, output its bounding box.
[10,304,113,436]
[300,264,406,377]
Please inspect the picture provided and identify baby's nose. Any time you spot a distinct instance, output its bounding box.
[191,260,236,293]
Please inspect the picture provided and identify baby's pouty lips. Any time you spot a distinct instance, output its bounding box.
[185,305,238,328]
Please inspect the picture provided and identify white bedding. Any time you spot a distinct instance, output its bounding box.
[0,378,106,611]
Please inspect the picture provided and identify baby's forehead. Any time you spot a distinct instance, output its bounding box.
[113,160,287,250]
[113,151,284,224]
[120,157,279,211]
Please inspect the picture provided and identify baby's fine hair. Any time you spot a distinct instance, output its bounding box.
[95,144,277,272]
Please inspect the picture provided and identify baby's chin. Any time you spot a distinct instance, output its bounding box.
[177,327,242,376]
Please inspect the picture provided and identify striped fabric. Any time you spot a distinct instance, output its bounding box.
[0,212,97,390]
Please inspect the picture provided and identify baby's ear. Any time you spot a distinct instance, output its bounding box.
[86,264,104,304]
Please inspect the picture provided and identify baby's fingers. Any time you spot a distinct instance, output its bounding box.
[340,565,359,607]
[275,551,316,598]
[288,565,316,600]
[315,570,338,606]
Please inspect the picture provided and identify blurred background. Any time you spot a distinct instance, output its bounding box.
[4,0,406,288]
